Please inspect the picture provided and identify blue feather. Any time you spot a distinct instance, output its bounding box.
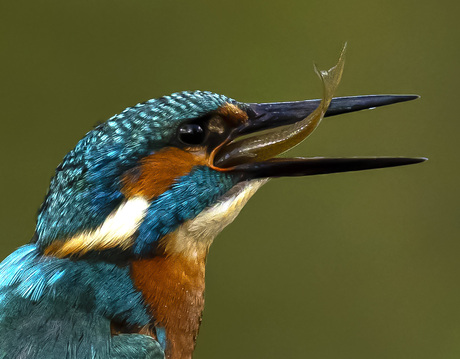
[0,245,162,358]
[134,166,237,255]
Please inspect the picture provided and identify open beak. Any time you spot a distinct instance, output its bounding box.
[213,46,426,180]
[213,94,426,179]
[214,94,427,179]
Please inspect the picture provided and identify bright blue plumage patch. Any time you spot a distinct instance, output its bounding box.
[0,245,150,324]
[0,245,163,358]
[155,327,167,351]
[36,91,234,249]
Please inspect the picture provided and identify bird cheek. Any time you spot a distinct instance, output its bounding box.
[121,147,208,200]
[156,179,268,259]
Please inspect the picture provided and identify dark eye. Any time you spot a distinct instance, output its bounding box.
[177,123,207,145]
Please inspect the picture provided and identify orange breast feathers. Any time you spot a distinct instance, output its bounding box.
[122,147,207,200]
[131,252,206,359]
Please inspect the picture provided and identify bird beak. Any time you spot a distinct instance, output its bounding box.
[240,94,419,135]
[212,94,426,179]
[213,46,426,179]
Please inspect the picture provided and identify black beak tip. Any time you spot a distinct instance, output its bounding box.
[380,94,420,105]
[241,94,420,135]
[325,94,420,117]
[405,156,427,164]
[233,156,427,180]
[379,156,427,169]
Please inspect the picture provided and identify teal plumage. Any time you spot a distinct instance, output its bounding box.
[134,166,237,255]
[0,245,164,358]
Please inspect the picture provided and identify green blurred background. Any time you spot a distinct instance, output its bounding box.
[0,0,458,358]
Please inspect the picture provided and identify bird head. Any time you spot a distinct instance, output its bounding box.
[33,90,423,261]
[34,52,424,261]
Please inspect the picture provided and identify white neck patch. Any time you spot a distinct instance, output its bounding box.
[163,179,269,259]
[53,196,149,256]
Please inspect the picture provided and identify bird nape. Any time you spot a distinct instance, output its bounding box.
[0,48,425,359]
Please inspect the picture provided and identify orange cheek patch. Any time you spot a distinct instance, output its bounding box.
[122,147,207,200]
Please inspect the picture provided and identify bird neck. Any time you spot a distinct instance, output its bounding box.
[131,253,206,359]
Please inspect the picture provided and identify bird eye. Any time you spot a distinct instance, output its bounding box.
[177,123,207,145]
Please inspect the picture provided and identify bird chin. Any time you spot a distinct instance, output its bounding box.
[162,179,268,259]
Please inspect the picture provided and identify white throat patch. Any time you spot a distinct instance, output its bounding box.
[163,179,269,259]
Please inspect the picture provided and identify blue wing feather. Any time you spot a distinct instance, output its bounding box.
[0,245,164,358]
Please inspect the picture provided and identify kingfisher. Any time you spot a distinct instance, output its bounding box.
[0,50,425,359]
